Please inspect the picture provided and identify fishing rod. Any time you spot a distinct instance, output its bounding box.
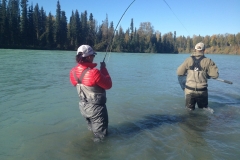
[103,0,136,62]
[214,78,233,84]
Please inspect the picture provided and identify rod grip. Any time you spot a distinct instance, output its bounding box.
[216,78,233,84]
[223,80,233,84]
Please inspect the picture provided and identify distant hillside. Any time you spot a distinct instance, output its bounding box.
[179,46,240,55]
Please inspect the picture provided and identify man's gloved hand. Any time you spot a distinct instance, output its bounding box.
[100,62,106,69]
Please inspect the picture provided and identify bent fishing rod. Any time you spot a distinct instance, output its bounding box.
[103,0,136,62]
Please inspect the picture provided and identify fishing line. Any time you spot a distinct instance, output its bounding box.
[162,0,190,35]
[103,0,187,63]
[103,0,136,62]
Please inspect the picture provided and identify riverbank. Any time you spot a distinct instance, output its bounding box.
[179,46,240,54]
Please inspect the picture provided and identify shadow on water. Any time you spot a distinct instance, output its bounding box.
[64,112,211,160]
[65,102,239,159]
[109,114,183,136]
[108,112,210,137]
[109,111,217,155]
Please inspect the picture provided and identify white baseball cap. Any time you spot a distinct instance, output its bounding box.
[77,45,97,57]
[195,42,205,51]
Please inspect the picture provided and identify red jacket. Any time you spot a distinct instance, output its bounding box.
[69,62,112,90]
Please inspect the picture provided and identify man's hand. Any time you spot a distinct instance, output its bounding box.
[100,62,106,69]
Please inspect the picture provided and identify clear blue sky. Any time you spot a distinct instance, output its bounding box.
[29,0,240,37]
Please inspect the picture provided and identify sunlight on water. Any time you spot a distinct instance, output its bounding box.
[0,50,240,160]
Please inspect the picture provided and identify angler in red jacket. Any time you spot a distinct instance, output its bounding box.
[69,45,112,142]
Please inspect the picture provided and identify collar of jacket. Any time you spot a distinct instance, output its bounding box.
[191,51,204,57]
[78,62,97,69]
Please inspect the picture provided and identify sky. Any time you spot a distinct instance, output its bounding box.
[28,0,240,37]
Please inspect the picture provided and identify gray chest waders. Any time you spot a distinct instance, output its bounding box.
[73,68,109,139]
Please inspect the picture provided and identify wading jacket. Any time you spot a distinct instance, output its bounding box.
[177,52,219,92]
[70,62,112,104]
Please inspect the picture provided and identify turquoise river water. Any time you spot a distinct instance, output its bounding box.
[0,49,240,160]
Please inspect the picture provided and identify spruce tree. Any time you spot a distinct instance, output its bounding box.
[81,10,88,44]
[20,0,28,46]
[46,12,54,48]
[8,0,20,46]
[55,0,61,48]
[28,4,36,46]
[38,7,47,47]
[68,11,75,48]
[33,3,40,42]
[87,13,95,47]
[60,11,68,49]
[0,0,9,46]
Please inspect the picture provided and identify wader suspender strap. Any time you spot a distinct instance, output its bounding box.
[73,68,90,84]
[186,56,207,91]
[190,56,205,71]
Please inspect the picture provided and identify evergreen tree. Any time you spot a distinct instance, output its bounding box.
[55,0,61,48]
[102,14,109,45]
[33,3,40,42]
[74,10,81,48]
[130,18,134,40]
[128,19,135,52]
[38,7,47,47]
[68,11,74,48]
[67,10,81,49]
[46,12,54,48]
[107,21,114,51]
[20,0,28,46]
[94,24,103,50]
[118,26,125,52]
[8,0,20,46]
[186,36,192,52]
[173,31,178,53]
[134,27,140,52]
[150,33,157,53]
[0,2,2,44]
[27,4,36,46]
[155,31,162,53]
[81,10,88,44]
[0,0,9,46]
[60,11,68,49]
[124,28,130,51]
[87,13,96,46]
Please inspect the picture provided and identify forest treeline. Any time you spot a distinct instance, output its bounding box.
[0,0,240,54]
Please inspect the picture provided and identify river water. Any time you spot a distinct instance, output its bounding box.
[0,49,240,160]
